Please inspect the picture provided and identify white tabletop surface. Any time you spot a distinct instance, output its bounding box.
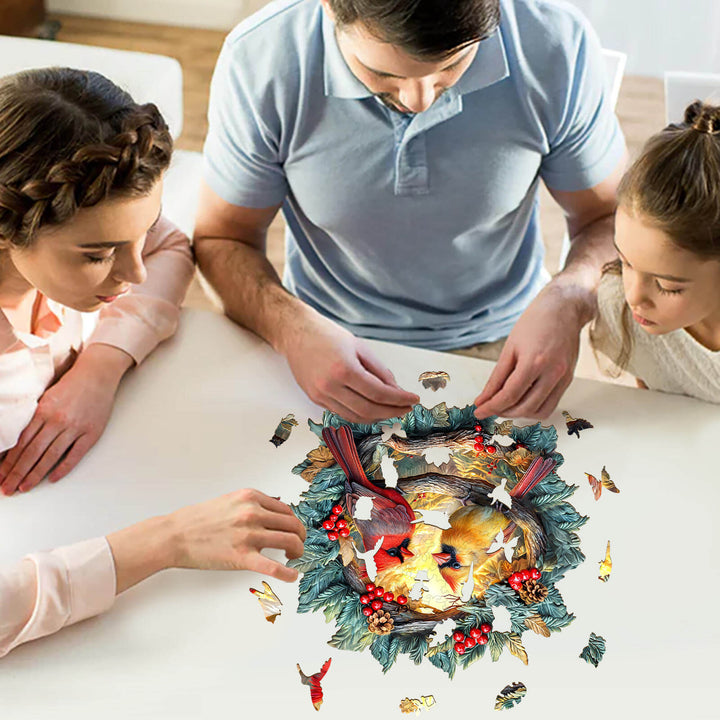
[0,309,718,720]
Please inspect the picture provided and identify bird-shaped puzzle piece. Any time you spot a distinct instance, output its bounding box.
[562,410,593,439]
[249,581,282,623]
[598,540,612,582]
[489,477,512,510]
[297,658,331,711]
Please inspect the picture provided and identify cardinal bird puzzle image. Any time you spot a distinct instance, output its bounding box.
[289,404,586,676]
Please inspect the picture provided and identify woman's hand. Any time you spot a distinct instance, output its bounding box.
[0,344,132,495]
[107,489,307,592]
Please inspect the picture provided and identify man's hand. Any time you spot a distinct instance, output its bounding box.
[280,307,419,424]
[108,489,308,592]
[474,280,595,419]
[0,344,133,495]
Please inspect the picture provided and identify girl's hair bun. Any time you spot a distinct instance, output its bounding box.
[684,100,720,135]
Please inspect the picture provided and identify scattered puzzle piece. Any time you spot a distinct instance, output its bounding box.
[418,370,450,391]
[353,495,375,521]
[580,632,606,667]
[598,541,612,582]
[249,581,283,623]
[400,695,436,714]
[410,509,452,530]
[586,466,620,501]
[297,658,331,711]
[494,682,527,711]
[562,410,593,439]
[270,413,299,447]
[422,446,452,467]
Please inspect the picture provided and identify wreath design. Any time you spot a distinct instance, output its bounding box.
[290,404,586,676]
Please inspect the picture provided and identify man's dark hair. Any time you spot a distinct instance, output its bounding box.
[327,0,501,59]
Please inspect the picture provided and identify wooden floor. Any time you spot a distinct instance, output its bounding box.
[49,13,664,382]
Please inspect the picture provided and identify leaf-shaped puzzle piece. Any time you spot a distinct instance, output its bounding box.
[418,370,450,391]
[270,413,299,447]
[580,632,606,667]
[400,695,436,714]
[249,581,283,623]
[494,682,527,711]
[598,541,612,582]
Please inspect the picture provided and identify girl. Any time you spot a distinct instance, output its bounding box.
[591,101,720,402]
[0,69,306,657]
[0,67,193,493]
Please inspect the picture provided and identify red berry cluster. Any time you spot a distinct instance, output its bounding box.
[508,567,541,590]
[453,623,493,654]
[474,425,497,455]
[322,504,350,541]
[359,583,408,616]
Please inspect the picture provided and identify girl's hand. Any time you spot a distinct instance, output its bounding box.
[0,344,132,495]
[108,490,307,592]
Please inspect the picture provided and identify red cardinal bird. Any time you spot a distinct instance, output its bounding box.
[297,658,331,711]
[322,425,415,573]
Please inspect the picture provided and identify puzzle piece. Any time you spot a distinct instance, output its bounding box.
[381,422,407,442]
[269,413,298,447]
[494,682,527,711]
[297,658,331,711]
[249,581,282,623]
[422,446,452,467]
[408,570,431,601]
[488,478,512,510]
[418,370,450,391]
[491,605,512,633]
[487,530,519,562]
[598,540,612,582]
[380,454,399,488]
[410,509,451,530]
[352,536,384,582]
[400,695,436,714]
[353,495,375,521]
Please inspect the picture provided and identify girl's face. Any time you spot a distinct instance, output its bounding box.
[4,181,162,313]
[615,207,720,342]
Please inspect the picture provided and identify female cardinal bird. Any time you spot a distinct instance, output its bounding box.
[322,425,416,573]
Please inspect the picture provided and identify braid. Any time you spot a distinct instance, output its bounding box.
[0,69,172,248]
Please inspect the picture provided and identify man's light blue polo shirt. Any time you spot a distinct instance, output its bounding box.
[203,0,626,350]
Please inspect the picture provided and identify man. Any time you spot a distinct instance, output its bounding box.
[194,0,627,423]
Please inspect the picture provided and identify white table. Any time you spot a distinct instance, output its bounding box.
[0,309,717,719]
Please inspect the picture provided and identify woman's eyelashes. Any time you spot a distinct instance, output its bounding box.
[83,251,115,264]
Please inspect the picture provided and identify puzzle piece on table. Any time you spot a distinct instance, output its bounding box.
[269,413,299,447]
[381,422,407,442]
[487,530,519,562]
[427,618,457,649]
[598,541,612,582]
[297,658,331,711]
[352,536,384,582]
[494,682,527,711]
[249,581,282,623]
[400,695,436,714]
[459,561,475,603]
[491,605,512,633]
[562,410,593,439]
[380,454,399,488]
[488,478,512,510]
[422,446,453,467]
[580,632,606,668]
[418,370,450,391]
[408,570,431,601]
[586,466,620,501]
[353,495,375,521]
[411,509,452,530]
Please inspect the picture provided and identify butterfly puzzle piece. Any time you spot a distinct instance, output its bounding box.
[487,529,519,562]
[494,682,527,711]
[598,540,612,582]
[586,466,620,501]
[411,509,452,530]
[297,658,332,711]
[270,413,299,447]
[562,410,593,439]
[418,370,450,391]
[399,695,436,714]
[249,581,283,623]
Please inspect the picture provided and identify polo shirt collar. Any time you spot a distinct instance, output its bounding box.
[323,10,509,101]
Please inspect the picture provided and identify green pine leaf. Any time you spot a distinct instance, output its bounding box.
[448,404,485,429]
[328,599,374,652]
[430,402,450,427]
[580,632,606,667]
[488,632,506,662]
[370,634,401,673]
[396,634,429,666]
[427,647,457,678]
[459,641,487,668]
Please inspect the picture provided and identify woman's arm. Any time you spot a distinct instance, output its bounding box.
[0,489,305,658]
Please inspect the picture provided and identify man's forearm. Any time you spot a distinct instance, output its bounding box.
[195,238,310,354]
[552,213,616,325]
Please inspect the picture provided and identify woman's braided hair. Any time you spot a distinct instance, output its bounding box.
[0,67,172,248]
